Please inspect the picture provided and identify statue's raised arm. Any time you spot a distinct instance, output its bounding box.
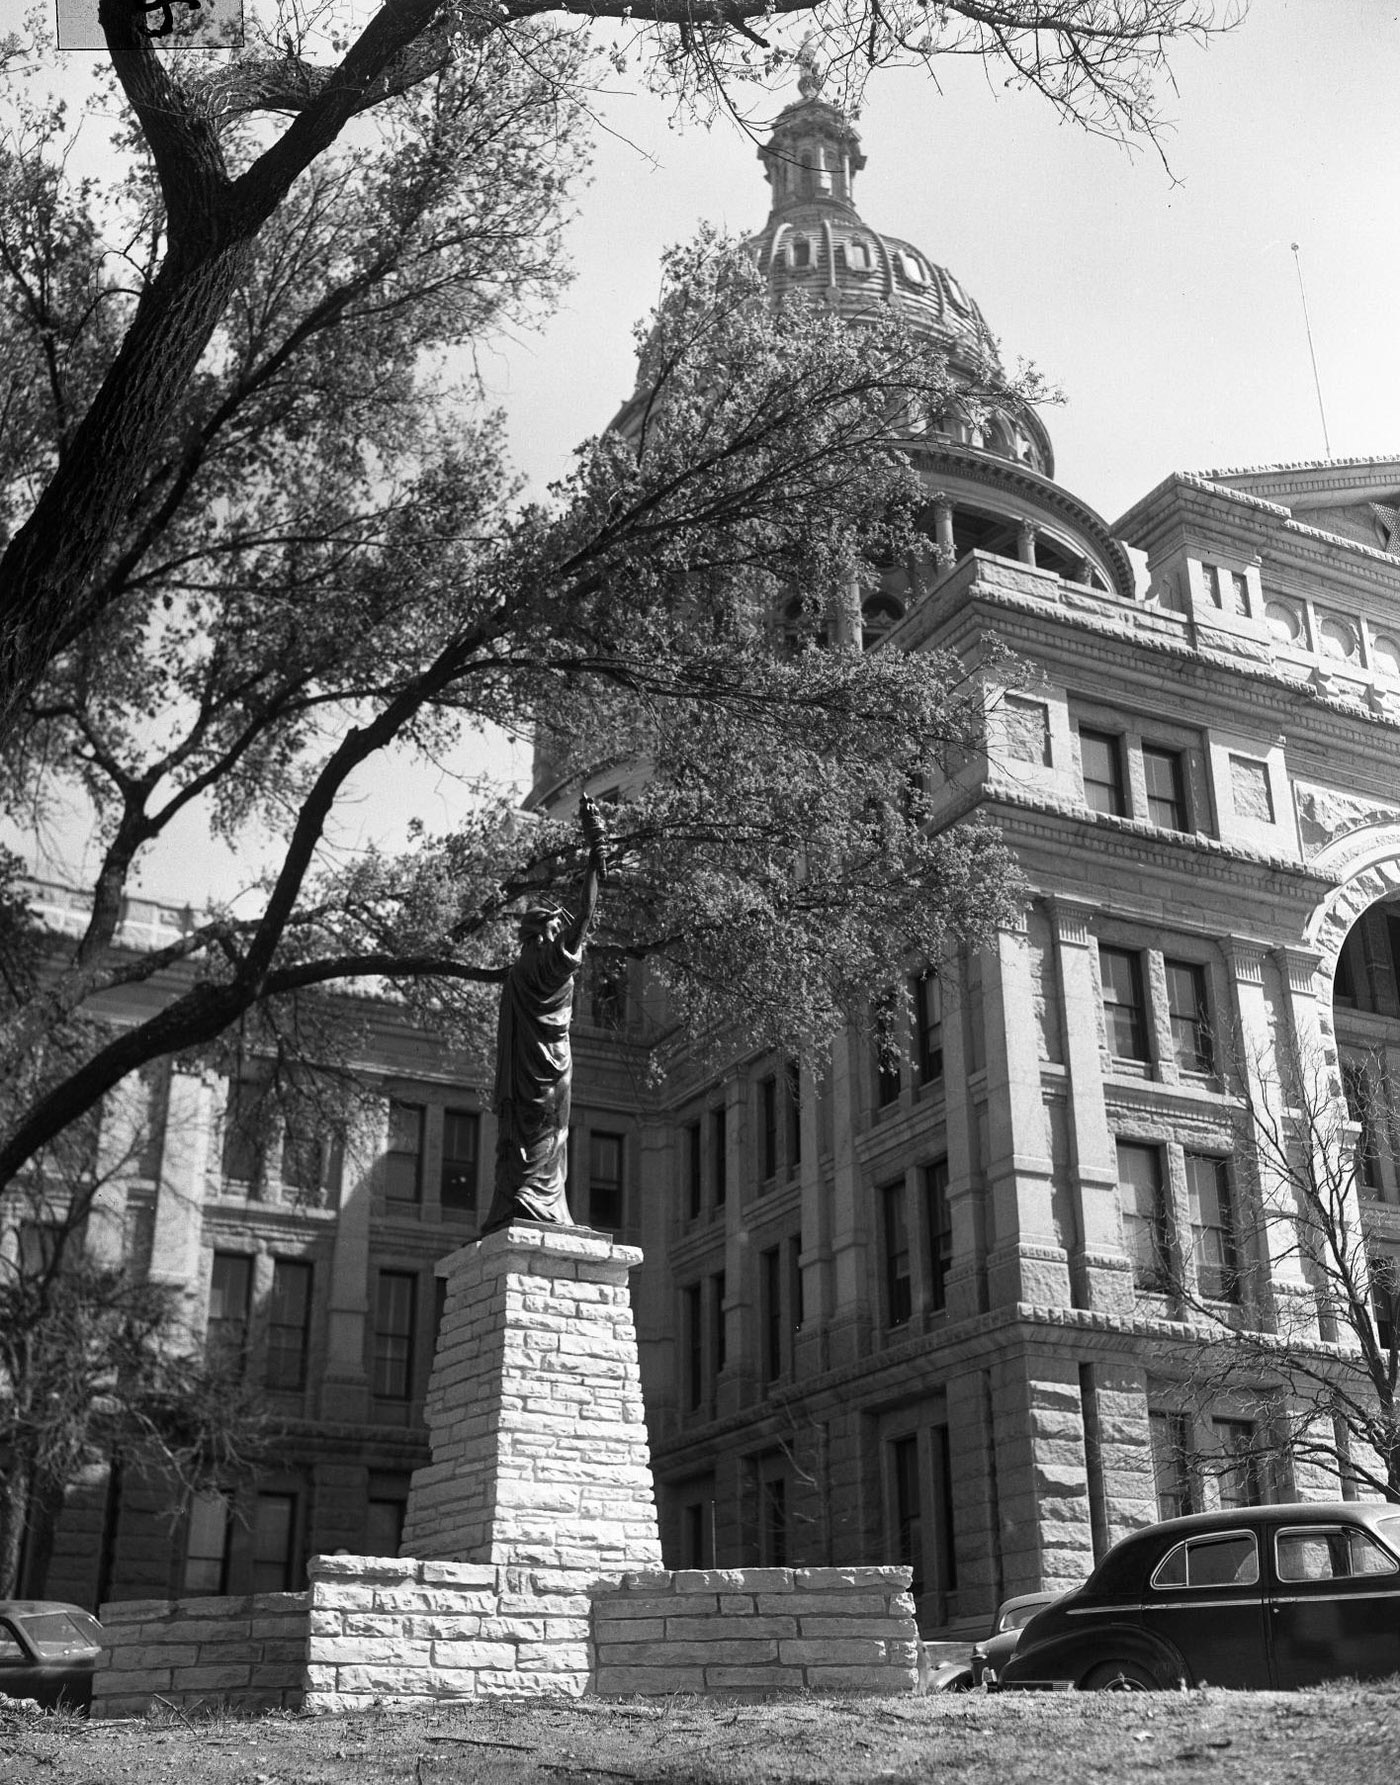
[480,794,609,1236]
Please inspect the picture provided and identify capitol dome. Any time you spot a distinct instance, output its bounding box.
[748,78,1055,480]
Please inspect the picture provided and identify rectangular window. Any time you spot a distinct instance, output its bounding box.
[882,1179,912,1328]
[222,1079,264,1185]
[789,1235,804,1344]
[1100,946,1151,1063]
[280,1115,325,1198]
[760,1074,778,1180]
[686,1121,702,1220]
[1344,1060,1385,1193]
[874,995,901,1108]
[384,1101,424,1204]
[761,1246,783,1383]
[182,1491,231,1595]
[1212,1418,1263,1508]
[1165,959,1214,1074]
[710,1270,726,1378]
[1370,1254,1397,1352]
[440,1108,479,1212]
[891,1434,924,1600]
[1080,727,1127,816]
[933,1423,957,1592]
[762,1474,788,1567]
[372,1271,417,1401]
[926,1161,952,1313]
[681,1497,713,1570]
[684,1283,703,1410]
[1117,1140,1168,1290]
[784,1061,802,1168]
[251,1491,299,1594]
[1186,1153,1240,1301]
[208,1252,252,1376]
[914,971,944,1084]
[1149,1412,1196,1521]
[589,950,627,1028]
[712,1107,727,1206]
[265,1259,313,1391]
[365,1497,406,1558]
[1143,745,1188,831]
[588,1130,625,1230]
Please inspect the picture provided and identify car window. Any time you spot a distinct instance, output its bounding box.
[0,1622,25,1664]
[1276,1527,1400,1582]
[1152,1532,1258,1589]
[1376,1515,1400,1557]
[999,1601,1047,1632]
[17,1612,99,1658]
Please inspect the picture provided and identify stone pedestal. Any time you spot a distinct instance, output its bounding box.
[400,1222,662,1572]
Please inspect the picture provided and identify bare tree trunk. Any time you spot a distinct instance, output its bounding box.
[0,239,252,738]
[0,1472,32,1599]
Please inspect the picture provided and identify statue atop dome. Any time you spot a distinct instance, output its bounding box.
[795,43,826,100]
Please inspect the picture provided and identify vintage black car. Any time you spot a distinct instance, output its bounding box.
[1000,1501,1400,1691]
[0,1602,105,1710]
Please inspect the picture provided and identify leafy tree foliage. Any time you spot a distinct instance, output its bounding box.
[0,0,1231,732]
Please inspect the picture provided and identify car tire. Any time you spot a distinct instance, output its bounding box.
[1082,1661,1157,1692]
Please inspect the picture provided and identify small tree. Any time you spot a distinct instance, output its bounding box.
[0,1122,265,1599]
[1153,1034,1400,1505]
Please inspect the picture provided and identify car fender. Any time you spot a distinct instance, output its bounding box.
[1000,1618,1187,1690]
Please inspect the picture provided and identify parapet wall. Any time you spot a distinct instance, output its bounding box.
[92,1590,310,1717]
[92,1556,920,1715]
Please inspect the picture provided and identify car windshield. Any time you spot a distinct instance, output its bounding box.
[18,1612,101,1658]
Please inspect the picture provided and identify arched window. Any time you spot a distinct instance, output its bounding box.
[861,593,905,650]
[792,237,812,270]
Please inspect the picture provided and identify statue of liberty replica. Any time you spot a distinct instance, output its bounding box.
[481,793,607,1234]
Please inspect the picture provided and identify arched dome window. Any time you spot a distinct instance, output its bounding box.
[833,245,848,272]
[850,241,872,270]
[792,237,812,269]
[861,592,905,650]
[899,253,925,284]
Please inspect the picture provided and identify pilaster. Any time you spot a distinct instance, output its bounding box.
[148,1070,212,1321]
[1048,899,1129,1313]
[982,922,1069,1308]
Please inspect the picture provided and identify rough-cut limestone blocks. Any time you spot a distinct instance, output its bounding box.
[304,1555,594,1709]
[89,1591,309,1718]
[401,1222,661,1571]
[591,1566,922,1697]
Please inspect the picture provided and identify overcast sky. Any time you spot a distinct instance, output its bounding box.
[11,0,1400,904]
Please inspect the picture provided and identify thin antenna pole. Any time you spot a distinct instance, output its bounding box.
[1291,242,1332,460]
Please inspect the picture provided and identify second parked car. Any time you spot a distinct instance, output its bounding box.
[1000,1501,1400,1691]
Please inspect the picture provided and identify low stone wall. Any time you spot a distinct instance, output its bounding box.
[591,1566,921,1697]
[92,1557,920,1716]
[92,1590,310,1717]
[304,1554,593,1709]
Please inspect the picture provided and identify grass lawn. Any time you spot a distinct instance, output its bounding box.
[3,1685,1399,1783]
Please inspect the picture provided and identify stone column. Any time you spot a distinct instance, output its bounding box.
[401,1223,661,1572]
[982,922,1068,1308]
[825,1028,869,1364]
[148,1070,214,1320]
[319,1112,380,1423]
[1016,519,1037,567]
[1048,899,1131,1314]
[929,494,955,570]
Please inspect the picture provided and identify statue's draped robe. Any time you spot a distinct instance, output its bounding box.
[482,932,583,1232]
